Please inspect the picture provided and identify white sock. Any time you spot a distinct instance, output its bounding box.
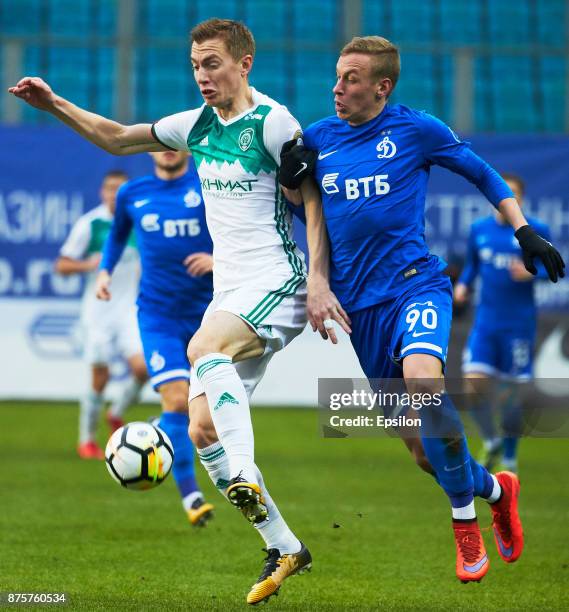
[485,474,502,504]
[484,437,502,451]
[182,491,203,511]
[197,441,232,495]
[253,463,301,554]
[195,353,257,485]
[196,442,300,554]
[451,501,476,520]
[79,390,104,444]
[501,457,518,473]
[109,377,144,418]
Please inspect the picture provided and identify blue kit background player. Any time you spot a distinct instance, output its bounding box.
[98,150,215,526]
[281,35,564,582]
[454,173,551,474]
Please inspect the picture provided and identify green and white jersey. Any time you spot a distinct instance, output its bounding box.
[60,204,140,324]
[153,88,306,296]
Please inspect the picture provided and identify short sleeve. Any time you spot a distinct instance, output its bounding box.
[263,106,302,165]
[60,216,91,259]
[302,124,318,151]
[152,107,205,151]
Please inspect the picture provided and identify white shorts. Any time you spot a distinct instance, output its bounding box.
[189,283,307,401]
[82,307,143,366]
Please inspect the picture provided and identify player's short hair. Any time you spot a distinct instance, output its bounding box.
[501,172,525,196]
[191,18,255,61]
[103,169,128,181]
[340,36,400,88]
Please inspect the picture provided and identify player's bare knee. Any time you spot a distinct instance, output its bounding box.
[132,366,148,384]
[189,414,218,447]
[92,365,110,393]
[162,394,187,414]
[187,333,219,365]
[403,357,443,396]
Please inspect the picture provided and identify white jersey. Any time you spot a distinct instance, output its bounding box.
[60,204,140,326]
[153,88,307,300]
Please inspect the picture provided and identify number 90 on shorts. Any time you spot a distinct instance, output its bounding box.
[395,289,452,363]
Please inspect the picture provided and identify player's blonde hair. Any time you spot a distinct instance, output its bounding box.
[341,36,400,89]
[191,18,256,61]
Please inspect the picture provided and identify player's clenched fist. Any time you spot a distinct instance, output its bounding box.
[95,270,112,301]
[184,252,213,277]
[8,77,57,111]
[515,224,565,283]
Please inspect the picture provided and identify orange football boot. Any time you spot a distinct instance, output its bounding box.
[106,412,125,434]
[490,471,524,563]
[77,441,105,460]
[452,519,489,583]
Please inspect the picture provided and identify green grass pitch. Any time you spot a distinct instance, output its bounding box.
[3,401,569,610]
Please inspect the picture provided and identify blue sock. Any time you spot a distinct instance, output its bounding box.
[500,385,522,462]
[469,398,497,442]
[470,454,494,498]
[159,412,199,500]
[502,437,519,461]
[420,394,475,517]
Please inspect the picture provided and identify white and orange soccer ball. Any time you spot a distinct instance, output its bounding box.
[105,422,174,491]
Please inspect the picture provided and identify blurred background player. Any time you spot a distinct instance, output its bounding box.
[454,173,552,473]
[97,150,214,527]
[55,170,148,460]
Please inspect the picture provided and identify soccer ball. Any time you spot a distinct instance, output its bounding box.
[105,421,174,491]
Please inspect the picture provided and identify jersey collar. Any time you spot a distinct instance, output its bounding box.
[213,87,262,127]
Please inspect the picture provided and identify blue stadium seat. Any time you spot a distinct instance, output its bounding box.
[141,0,190,38]
[1,0,566,133]
[390,0,436,45]
[1,0,42,35]
[541,56,565,132]
[439,0,482,44]
[535,0,566,46]
[294,51,337,126]
[487,0,531,47]
[362,2,390,38]
[47,0,91,36]
[292,0,338,43]
[134,46,193,121]
[246,0,288,43]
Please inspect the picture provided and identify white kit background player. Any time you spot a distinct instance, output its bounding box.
[8,18,349,604]
[55,170,148,460]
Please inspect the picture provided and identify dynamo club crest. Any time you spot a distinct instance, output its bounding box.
[376,135,397,159]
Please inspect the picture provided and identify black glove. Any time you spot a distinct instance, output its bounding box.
[279,138,317,189]
[515,224,565,282]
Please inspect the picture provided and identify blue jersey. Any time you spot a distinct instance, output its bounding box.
[303,104,513,312]
[101,165,213,318]
[459,215,549,330]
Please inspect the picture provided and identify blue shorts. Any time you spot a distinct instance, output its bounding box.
[349,274,453,380]
[463,325,535,380]
[137,308,202,390]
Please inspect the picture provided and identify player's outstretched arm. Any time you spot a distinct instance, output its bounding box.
[54,254,101,275]
[8,77,168,155]
[301,177,351,344]
[499,198,565,282]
